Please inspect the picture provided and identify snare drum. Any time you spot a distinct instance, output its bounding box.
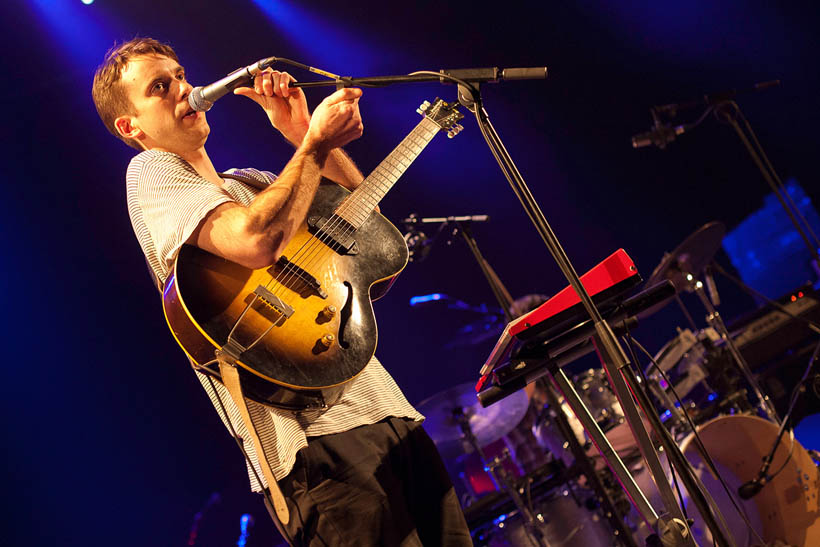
[533,368,638,467]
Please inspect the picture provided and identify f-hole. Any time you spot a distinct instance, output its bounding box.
[337,281,353,349]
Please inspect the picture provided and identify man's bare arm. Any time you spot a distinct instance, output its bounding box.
[321,147,364,190]
[233,70,364,190]
[190,88,364,269]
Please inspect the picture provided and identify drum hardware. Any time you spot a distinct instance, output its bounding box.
[646,327,753,431]
[451,405,551,546]
[648,222,781,423]
[413,228,641,544]
[417,381,529,461]
[624,333,791,546]
[538,379,640,546]
[738,338,820,504]
[479,252,740,546]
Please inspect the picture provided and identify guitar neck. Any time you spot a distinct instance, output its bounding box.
[335,116,442,228]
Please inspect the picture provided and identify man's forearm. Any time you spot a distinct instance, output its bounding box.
[320,148,364,190]
[244,144,326,256]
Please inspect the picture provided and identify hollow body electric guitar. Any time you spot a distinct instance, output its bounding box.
[163,99,464,409]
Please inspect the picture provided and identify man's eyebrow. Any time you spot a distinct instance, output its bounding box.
[143,64,186,91]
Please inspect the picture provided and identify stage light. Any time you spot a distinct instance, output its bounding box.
[81,0,94,5]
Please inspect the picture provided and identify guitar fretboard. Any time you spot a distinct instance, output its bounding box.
[335,116,442,228]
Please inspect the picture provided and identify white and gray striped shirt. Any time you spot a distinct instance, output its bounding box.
[126,149,422,491]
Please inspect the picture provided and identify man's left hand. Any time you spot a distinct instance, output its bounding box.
[234,69,310,145]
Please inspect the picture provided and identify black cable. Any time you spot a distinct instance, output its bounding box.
[627,337,764,546]
[620,330,689,522]
[746,337,820,490]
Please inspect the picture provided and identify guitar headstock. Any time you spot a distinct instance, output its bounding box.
[417,98,464,138]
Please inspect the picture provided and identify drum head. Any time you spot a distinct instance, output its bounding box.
[680,414,820,546]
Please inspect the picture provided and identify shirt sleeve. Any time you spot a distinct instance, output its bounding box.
[129,151,234,279]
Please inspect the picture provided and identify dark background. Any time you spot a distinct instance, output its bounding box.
[1,1,818,545]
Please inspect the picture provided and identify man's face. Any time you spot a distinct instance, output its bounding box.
[117,54,209,154]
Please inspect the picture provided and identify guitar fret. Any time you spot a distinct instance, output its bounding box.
[338,104,459,229]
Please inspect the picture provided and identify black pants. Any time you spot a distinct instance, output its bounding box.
[264,417,473,546]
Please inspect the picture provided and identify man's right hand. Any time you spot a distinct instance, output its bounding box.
[304,88,364,157]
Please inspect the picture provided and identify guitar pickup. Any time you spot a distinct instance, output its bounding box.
[308,216,359,255]
[253,285,295,324]
[267,256,328,299]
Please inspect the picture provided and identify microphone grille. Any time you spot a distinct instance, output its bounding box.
[188,87,213,113]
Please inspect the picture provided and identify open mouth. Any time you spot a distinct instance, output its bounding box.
[182,109,198,120]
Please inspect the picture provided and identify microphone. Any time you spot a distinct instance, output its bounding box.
[737,475,768,500]
[437,67,548,83]
[189,57,276,112]
[631,123,686,149]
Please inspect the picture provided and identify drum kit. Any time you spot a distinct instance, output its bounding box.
[415,221,820,546]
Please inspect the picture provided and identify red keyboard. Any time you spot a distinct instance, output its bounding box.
[479,249,639,377]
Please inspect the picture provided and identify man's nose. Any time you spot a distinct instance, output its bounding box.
[179,79,193,100]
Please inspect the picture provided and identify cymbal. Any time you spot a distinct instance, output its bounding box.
[646,221,726,292]
[418,381,529,457]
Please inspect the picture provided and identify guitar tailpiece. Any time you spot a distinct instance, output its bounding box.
[216,338,248,365]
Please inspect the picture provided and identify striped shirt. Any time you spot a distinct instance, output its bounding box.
[126,149,422,490]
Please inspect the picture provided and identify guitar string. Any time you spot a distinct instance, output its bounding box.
[226,117,443,351]
[274,121,434,280]
[222,175,387,352]
[263,118,438,299]
[254,117,442,342]
[270,119,439,288]
[256,141,427,331]
[227,114,446,350]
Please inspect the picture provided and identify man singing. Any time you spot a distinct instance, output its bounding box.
[92,37,471,546]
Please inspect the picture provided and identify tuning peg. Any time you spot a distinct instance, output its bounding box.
[447,124,464,138]
[416,101,431,115]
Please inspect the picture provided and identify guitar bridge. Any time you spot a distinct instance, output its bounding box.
[253,285,295,325]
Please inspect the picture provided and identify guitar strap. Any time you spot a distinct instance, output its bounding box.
[217,360,290,525]
[212,171,293,523]
[218,171,271,191]
[141,171,289,523]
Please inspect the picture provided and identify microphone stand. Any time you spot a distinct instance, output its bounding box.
[738,337,820,500]
[636,83,820,274]
[452,78,704,546]
[285,65,729,545]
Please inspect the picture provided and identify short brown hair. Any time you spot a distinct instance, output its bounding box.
[92,37,179,150]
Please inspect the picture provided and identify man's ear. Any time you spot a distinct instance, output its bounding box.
[114,115,143,141]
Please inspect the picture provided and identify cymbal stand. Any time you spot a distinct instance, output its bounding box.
[613,360,738,547]
[549,369,667,542]
[686,272,780,423]
[453,406,550,547]
[540,380,640,546]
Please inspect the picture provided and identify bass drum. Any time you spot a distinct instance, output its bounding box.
[679,415,820,547]
[628,414,820,546]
